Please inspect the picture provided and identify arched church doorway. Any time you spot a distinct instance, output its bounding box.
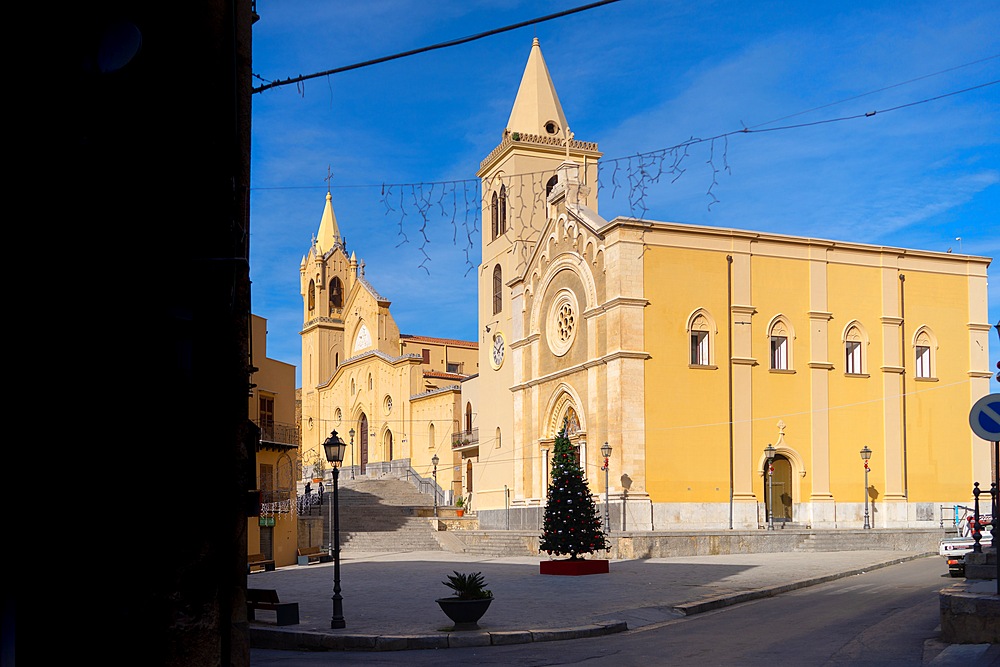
[360,413,369,474]
[764,454,793,523]
[385,430,393,462]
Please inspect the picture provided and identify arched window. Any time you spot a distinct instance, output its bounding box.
[768,317,792,371]
[308,279,316,313]
[687,311,714,366]
[329,277,343,312]
[499,185,507,235]
[913,327,937,379]
[844,324,864,375]
[350,378,355,395]
[465,402,473,432]
[545,174,558,197]
[368,373,373,391]
[493,264,503,315]
[496,426,501,449]
[491,192,499,240]
[428,423,435,449]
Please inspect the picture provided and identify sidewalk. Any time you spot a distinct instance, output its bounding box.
[248,549,948,652]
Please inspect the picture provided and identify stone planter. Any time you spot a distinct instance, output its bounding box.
[435,597,493,630]
[540,558,609,576]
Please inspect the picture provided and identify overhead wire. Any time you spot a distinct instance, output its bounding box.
[252,0,624,94]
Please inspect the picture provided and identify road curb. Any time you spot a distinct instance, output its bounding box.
[250,619,628,652]
[673,552,934,616]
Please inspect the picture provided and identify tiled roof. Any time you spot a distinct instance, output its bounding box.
[400,334,478,349]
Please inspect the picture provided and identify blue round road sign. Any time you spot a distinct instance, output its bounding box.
[969,393,1000,441]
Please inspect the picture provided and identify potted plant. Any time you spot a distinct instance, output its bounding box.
[455,496,465,517]
[436,571,493,630]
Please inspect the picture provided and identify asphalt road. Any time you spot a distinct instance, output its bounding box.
[251,556,998,666]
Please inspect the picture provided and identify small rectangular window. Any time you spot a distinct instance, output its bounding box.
[690,331,709,365]
[421,348,430,364]
[447,362,461,373]
[845,341,862,374]
[915,345,931,378]
[770,336,788,370]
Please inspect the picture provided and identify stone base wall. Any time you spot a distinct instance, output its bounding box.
[482,501,962,532]
[940,582,1000,643]
[452,527,944,558]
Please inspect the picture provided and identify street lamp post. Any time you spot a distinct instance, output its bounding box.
[431,453,440,518]
[860,446,872,529]
[601,442,612,534]
[322,429,348,629]
[348,428,355,480]
[764,444,776,530]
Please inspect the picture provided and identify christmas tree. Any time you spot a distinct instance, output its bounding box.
[539,419,610,559]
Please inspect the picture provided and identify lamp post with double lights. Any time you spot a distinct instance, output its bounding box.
[322,429,348,629]
[600,442,612,534]
[764,444,776,530]
[349,428,355,479]
[431,453,440,517]
[860,446,872,529]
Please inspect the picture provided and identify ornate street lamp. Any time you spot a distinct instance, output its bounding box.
[431,453,440,518]
[323,429,348,629]
[601,442,612,534]
[860,446,872,529]
[764,444,776,530]
[348,428,355,480]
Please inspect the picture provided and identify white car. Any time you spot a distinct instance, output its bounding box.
[939,521,993,577]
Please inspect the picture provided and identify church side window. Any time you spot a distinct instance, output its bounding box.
[329,277,343,312]
[493,264,503,315]
[769,318,792,371]
[844,323,866,375]
[499,185,507,235]
[913,328,935,379]
[691,331,709,365]
[308,279,316,313]
[491,192,499,240]
[688,312,713,366]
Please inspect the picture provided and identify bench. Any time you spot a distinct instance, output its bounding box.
[246,588,299,626]
[297,545,333,565]
[247,553,275,574]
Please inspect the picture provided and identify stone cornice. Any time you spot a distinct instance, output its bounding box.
[968,371,994,379]
[880,316,903,326]
[808,362,834,370]
[967,323,994,332]
[808,311,833,321]
[510,350,650,390]
[731,357,758,366]
[510,333,540,350]
[881,365,905,374]
[731,305,756,316]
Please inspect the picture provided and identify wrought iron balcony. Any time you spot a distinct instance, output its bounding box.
[452,428,479,451]
[253,419,300,447]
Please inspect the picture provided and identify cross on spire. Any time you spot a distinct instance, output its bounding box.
[325,165,334,193]
[563,126,574,159]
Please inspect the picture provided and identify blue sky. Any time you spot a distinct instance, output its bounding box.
[249,1,999,393]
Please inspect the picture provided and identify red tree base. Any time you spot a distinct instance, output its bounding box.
[540,559,610,576]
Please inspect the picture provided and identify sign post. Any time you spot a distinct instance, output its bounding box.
[968,392,1000,594]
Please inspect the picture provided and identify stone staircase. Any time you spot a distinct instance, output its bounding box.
[794,530,900,552]
[329,478,446,553]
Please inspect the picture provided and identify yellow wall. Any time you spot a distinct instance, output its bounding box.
[644,246,731,503]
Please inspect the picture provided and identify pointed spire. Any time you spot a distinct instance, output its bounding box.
[316,191,342,255]
[506,38,569,138]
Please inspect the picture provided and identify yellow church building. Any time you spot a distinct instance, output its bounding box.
[299,192,478,498]
[461,38,993,530]
[298,38,992,532]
